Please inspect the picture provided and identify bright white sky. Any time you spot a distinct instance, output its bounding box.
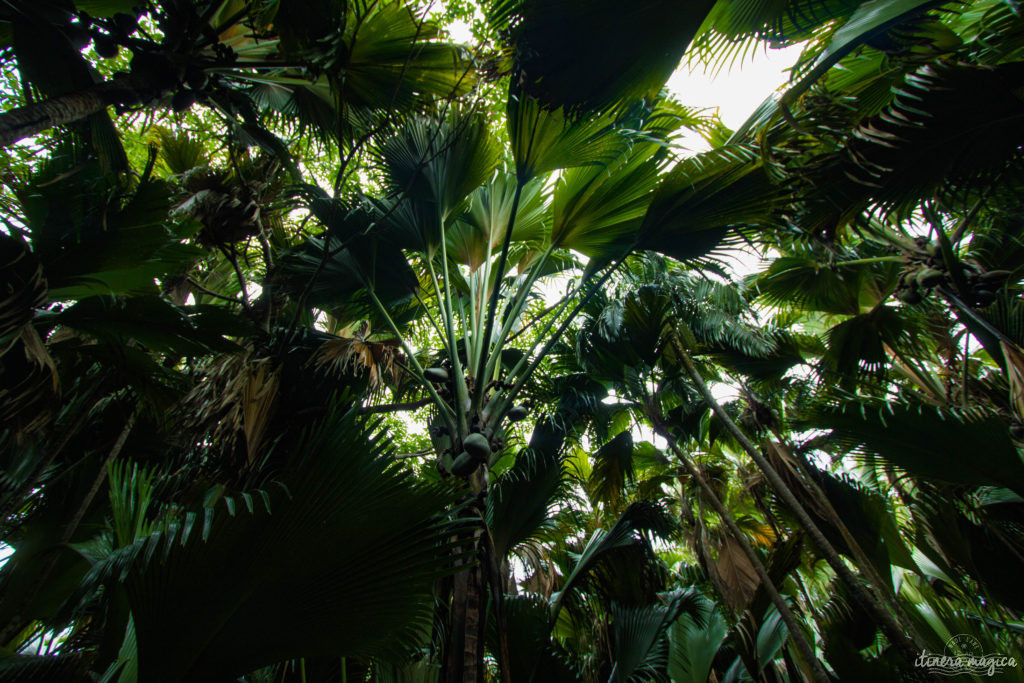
[446,18,804,150]
[666,44,806,148]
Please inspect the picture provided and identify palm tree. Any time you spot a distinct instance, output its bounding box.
[4,0,1024,679]
[0,0,474,152]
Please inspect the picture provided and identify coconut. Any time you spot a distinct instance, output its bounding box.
[462,433,491,460]
[506,405,529,422]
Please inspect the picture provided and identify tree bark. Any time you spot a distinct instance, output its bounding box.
[671,337,929,669]
[0,86,109,148]
[655,425,830,683]
[0,76,160,149]
[443,502,488,683]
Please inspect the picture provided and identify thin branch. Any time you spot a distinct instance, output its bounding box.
[186,277,245,305]
[358,398,432,414]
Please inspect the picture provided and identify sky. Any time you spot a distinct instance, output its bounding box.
[446,17,805,150]
[666,44,806,152]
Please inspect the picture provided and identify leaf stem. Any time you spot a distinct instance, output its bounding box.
[475,180,523,406]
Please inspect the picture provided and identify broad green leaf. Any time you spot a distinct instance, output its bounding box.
[508,93,626,182]
[638,145,781,263]
[446,174,549,272]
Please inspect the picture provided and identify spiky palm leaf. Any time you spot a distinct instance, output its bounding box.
[487,414,572,559]
[805,398,1024,495]
[121,408,460,681]
[485,0,716,113]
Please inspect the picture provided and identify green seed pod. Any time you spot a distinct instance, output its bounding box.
[506,405,528,422]
[424,367,448,383]
[451,451,476,477]
[896,288,923,305]
[915,268,944,289]
[978,269,1011,282]
[975,290,997,306]
[185,66,209,92]
[925,243,942,259]
[463,433,491,460]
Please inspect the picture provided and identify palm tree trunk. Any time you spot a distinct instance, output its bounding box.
[482,529,511,681]
[443,560,486,683]
[0,74,162,149]
[671,338,927,669]
[655,426,830,683]
[443,502,489,683]
[0,86,108,148]
[767,433,931,650]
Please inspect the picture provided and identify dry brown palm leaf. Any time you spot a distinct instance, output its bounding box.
[514,539,558,598]
[177,346,279,463]
[241,359,279,464]
[762,440,831,520]
[1001,341,1024,420]
[312,331,402,392]
[709,536,760,611]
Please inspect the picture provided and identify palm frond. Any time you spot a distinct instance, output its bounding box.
[377,111,500,256]
[804,398,1024,495]
[667,594,728,683]
[637,145,784,264]
[589,431,636,508]
[608,587,704,683]
[781,0,948,106]
[487,414,572,558]
[446,174,550,272]
[486,0,715,113]
[551,140,662,261]
[552,501,676,617]
[121,407,461,680]
[507,95,627,182]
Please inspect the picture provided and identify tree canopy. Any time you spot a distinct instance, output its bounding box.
[1,0,1024,681]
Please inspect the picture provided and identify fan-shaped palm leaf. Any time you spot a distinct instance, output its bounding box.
[507,94,627,182]
[485,0,715,113]
[551,141,662,260]
[637,145,783,264]
[608,587,704,683]
[805,399,1024,495]
[552,501,675,618]
[668,595,728,683]
[445,174,550,272]
[123,408,460,681]
[377,111,500,256]
[487,414,571,559]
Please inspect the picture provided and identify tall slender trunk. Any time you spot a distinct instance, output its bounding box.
[767,433,930,650]
[0,85,109,148]
[0,75,167,149]
[443,558,486,683]
[443,499,490,683]
[671,338,929,670]
[654,424,830,683]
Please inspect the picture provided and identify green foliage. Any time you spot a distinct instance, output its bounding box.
[3,0,1024,679]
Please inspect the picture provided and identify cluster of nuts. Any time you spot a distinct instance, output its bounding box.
[895,240,1011,307]
[423,366,529,478]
